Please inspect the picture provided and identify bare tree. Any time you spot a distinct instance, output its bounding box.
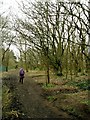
[13,0,90,82]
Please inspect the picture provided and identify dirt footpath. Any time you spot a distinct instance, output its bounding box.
[15,74,76,119]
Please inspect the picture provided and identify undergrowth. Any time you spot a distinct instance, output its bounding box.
[2,74,27,119]
[67,79,89,90]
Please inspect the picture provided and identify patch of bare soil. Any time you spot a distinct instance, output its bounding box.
[32,74,90,120]
[16,75,76,119]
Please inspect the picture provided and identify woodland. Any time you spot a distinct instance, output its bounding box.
[0,0,90,119]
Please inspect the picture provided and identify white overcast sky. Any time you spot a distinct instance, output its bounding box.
[0,0,23,16]
[0,0,89,16]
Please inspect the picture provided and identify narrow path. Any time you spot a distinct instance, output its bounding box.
[15,74,76,119]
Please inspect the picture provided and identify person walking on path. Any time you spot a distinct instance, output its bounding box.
[19,68,25,84]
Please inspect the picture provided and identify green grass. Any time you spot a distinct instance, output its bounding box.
[80,100,90,106]
[47,96,56,101]
[42,83,56,89]
[2,85,12,110]
[67,80,89,90]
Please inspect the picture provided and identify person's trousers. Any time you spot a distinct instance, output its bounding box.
[19,77,23,84]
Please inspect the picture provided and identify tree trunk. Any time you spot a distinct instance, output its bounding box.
[25,39,28,72]
[46,64,50,84]
[6,66,8,72]
[87,0,90,82]
[46,47,50,85]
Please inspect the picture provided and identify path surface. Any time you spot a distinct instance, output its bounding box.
[15,73,76,119]
[3,70,77,119]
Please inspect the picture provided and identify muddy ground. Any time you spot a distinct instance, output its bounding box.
[2,70,90,119]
